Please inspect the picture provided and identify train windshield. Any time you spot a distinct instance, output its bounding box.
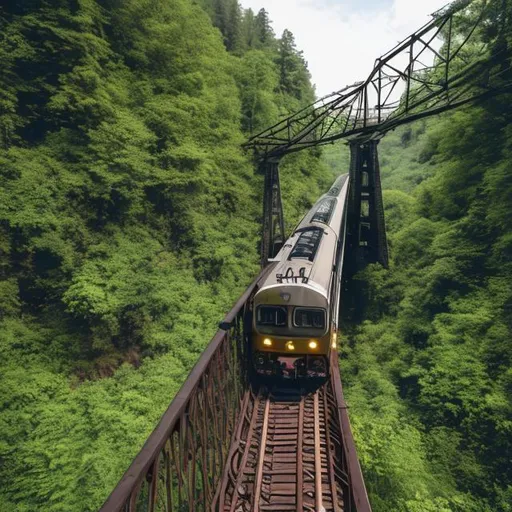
[293,308,326,329]
[256,306,287,328]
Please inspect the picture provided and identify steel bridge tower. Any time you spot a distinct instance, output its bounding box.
[259,142,389,274]
[346,140,388,273]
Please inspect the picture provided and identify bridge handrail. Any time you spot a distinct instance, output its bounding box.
[330,355,372,512]
[99,262,372,511]
[99,267,271,512]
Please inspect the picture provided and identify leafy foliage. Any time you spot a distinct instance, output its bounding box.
[339,4,512,509]
[0,1,331,510]
[341,91,512,512]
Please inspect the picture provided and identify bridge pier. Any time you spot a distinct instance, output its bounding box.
[260,158,285,267]
[345,139,388,274]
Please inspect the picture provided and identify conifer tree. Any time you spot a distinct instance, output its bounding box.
[276,29,313,101]
[225,0,243,53]
[254,8,275,47]
[241,8,257,49]
[213,0,228,40]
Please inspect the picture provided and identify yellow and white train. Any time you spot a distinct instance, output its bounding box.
[251,174,349,378]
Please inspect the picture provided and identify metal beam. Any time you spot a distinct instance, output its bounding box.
[346,140,388,272]
[260,159,285,266]
[245,0,511,159]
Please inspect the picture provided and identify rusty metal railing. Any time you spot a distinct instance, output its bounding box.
[99,263,371,512]
[99,268,271,512]
[329,354,372,512]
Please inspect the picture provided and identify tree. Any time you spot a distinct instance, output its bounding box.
[225,0,243,53]
[0,1,335,509]
[236,50,278,133]
[254,8,275,48]
[276,29,313,102]
[241,8,256,49]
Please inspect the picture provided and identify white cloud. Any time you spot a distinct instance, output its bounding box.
[239,0,449,97]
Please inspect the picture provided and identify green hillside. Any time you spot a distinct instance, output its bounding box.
[0,0,510,511]
[0,1,332,509]
[342,100,512,511]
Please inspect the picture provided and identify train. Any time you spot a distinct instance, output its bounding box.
[250,173,350,378]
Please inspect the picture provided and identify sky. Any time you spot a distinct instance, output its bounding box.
[239,0,451,97]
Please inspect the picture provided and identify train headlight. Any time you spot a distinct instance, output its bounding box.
[285,341,295,351]
[263,338,272,346]
[331,332,337,348]
[308,340,318,350]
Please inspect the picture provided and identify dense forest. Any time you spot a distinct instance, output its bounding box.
[0,1,331,509]
[337,5,512,510]
[0,0,511,511]
[341,104,512,509]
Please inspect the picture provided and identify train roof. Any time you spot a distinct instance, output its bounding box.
[257,228,337,299]
[297,174,349,232]
[256,174,350,300]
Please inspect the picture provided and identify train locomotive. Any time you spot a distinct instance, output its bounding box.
[251,174,349,378]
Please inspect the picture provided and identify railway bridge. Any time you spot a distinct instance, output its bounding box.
[99,1,510,510]
[100,266,369,512]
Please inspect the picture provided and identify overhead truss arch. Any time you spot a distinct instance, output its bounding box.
[245,0,512,159]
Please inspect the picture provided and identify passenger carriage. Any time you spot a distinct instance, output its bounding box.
[251,174,350,378]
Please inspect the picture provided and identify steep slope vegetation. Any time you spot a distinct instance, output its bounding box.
[337,6,512,509]
[341,98,512,511]
[0,1,332,509]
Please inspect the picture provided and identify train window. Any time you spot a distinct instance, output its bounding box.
[256,306,287,327]
[293,308,326,329]
[289,228,323,261]
[312,198,336,224]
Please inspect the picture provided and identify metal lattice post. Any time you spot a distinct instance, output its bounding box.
[260,159,285,267]
[346,140,388,273]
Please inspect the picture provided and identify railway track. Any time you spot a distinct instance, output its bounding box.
[220,384,346,512]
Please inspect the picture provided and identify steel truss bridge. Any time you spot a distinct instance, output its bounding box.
[100,0,511,510]
[101,268,370,512]
[253,0,512,269]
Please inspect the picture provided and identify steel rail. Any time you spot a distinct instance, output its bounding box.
[323,386,343,512]
[219,381,363,512]
[224,390,261,512]
[253,396,271,511]
[297,399,305,511]
[314,391,324,512]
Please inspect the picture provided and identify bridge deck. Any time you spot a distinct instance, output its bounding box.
[217,383,346,511]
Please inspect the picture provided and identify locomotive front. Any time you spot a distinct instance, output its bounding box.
[252,277,333,378]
